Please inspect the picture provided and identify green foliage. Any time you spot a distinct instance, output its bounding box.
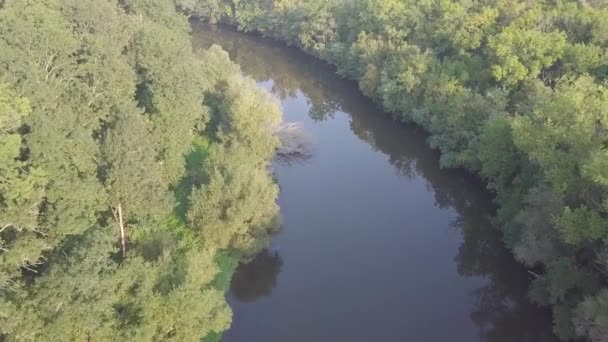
[295,1,338,57]
[561,43,605,76]
[512,188,564,267]
[530,257,600,340]
[210,251,238,292]
[0,0,109,251]
[575,289,608,342]
[177,0,232,23]
[2,229,232,341]
[188,144,280,256]
[479,116,530,194]
[0,0,282,340]
[102,105,172,223]
[380,42,431,115]
[0,82,47,289]
[174,136,210,221]
[488,25,567,86]
[188,73,281,256]
[552,303,577,341]
[131,19,210,185]
[545,257,598,303]
[512,76,608,193]
[557,206,608,245]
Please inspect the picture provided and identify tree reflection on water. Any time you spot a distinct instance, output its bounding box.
[230,249,283,303]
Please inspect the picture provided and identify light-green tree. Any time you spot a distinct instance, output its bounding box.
[0,0,283,340]
[189,73,281,256]
[0,83,47,291]
[489,24,567,86]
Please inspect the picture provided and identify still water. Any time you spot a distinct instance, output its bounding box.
[191,23,557,342]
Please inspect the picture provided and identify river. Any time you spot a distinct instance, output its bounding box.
[191,23,558,342]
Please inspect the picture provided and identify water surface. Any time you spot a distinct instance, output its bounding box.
[191,23,557,342]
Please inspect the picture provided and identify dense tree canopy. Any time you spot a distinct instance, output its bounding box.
[184,0,608,340]
[0,0,281,340]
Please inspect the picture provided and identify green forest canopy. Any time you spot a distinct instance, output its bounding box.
[0,0,281,340]
[178,0,608,341]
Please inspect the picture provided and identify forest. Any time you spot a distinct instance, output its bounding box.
[2,0,608,341]
[0,0,282,340]
[178,0,608,341]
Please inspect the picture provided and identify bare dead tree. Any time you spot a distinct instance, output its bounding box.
[111,203,126,257]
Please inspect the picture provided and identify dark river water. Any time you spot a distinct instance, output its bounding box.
[191,23,558,342]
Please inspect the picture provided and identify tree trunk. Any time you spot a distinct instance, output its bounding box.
[118,203,126,256]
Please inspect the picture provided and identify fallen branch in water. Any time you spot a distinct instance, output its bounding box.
[274,122,314,166]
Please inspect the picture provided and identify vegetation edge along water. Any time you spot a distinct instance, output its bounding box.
[0,0,283,340]
[177,1,608,341]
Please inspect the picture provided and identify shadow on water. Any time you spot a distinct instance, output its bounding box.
[230,249,283,303]
[192,22,557,342]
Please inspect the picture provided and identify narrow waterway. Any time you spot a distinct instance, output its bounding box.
[191,23,557,342]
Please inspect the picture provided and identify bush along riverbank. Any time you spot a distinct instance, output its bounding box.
[175,0,608,340]
[0,0,281,340]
